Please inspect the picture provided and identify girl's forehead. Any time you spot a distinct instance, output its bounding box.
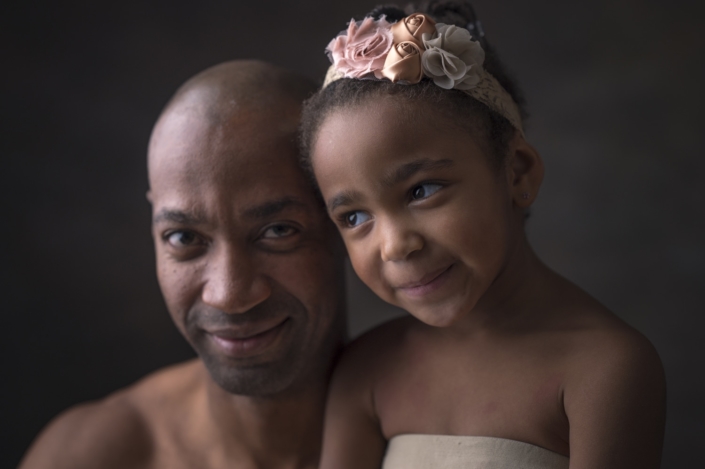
[315,98,485,167]
[331,94,435,125]
[312,101,493,202]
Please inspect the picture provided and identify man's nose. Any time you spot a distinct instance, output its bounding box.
[379,218,424,262]
[201,245,271,314]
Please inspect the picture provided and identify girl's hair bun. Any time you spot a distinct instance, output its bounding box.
[365,4,408,22]
[406,0,479,29]
[368,1,478,27]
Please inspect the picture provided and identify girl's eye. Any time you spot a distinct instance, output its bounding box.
[261,224,297,239]
[411,183,443,200]
[166,230,201,248]
[344,211,371,227]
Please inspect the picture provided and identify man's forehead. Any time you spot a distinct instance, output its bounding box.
[150,103,302,182]
[153,84,301,134]
[151,101,293,150]
[149,143,320,223]
[150,139,306,192]
[152,194,312,226]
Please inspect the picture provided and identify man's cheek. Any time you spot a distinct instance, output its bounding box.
[286,253,337,296]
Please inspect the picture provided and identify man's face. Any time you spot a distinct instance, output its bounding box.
[148,101,345,396]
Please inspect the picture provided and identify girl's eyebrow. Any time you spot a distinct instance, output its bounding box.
[328,190,362,213]
[383,158,454,187]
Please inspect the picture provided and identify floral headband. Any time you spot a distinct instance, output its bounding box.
[324,13,523,134]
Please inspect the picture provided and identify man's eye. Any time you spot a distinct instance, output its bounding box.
[343,211,371,227]
[261,224,298,239]
[411,183,443,201]
[165,231,201,248]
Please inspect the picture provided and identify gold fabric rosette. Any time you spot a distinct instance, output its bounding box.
[377,13,436,84]
[376,42,424,83]
[390,13,436,44]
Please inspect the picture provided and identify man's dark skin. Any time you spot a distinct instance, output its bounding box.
[19,60,347,469]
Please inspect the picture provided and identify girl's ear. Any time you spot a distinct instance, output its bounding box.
[506,134,544,209]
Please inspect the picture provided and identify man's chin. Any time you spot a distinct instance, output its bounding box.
[195,324,309,396]
[202,356,305,397]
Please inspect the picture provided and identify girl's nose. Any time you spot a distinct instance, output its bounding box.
[379,221,424,262]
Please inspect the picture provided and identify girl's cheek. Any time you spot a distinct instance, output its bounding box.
[349,246,384,291]
[350,248,372,281]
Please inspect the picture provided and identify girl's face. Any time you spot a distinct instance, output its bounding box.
[311,98,521,327]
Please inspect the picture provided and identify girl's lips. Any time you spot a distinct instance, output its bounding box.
[396,264,454,298]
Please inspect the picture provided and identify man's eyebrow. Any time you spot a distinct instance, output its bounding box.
[328,191,362,213]
[383,158,455,187]
[153,209,206,225]
[242,197,307,219]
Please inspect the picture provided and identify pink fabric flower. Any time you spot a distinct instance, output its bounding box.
[326,16,393,78]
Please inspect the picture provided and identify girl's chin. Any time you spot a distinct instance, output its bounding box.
[405,301,475,328]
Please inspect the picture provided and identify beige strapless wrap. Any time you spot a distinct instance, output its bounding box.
[382,434,569,469]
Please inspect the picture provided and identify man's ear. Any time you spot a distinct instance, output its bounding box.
[506,134,544,209]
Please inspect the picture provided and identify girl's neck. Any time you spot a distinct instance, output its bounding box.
[450,234,557,335]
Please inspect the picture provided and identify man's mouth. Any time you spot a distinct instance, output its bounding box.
[395,263,454,298]
[205,317,290,358]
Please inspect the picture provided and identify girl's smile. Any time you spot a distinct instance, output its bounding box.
[393,262,455,298]
[311,96,525,327]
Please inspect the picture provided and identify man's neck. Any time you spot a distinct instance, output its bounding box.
[195,364,329,469]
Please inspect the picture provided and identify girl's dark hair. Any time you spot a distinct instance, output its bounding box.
[300,1,527,174]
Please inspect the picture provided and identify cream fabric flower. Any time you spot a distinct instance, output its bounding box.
[421,23,485,90]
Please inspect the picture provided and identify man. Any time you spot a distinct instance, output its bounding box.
[19,60,347,469]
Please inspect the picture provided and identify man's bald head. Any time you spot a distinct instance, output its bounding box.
[148,60,318,190]
[161,59,316,124]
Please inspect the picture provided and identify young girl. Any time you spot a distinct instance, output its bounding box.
[300,2,666,468]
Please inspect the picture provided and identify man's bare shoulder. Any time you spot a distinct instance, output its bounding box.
[333,316,418,388]
[19,359,203,469]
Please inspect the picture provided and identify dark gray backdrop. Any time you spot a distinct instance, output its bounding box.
[3,0,703,467]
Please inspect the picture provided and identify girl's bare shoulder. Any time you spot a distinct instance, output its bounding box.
[562,307,664,393]
[541,275,665,402]
[545,280,666,466]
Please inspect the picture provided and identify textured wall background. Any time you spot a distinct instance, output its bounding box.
[3,0,703,467]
